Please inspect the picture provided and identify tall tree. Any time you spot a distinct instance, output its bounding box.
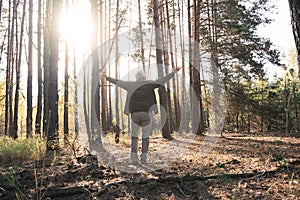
[73,45,79,135]
[73,0,79,135]
[187,0,203,134]
[35,0,43,136]
[0,0,2,22]
[64,0,69,143]
[27,0,33,137]
[47,0,62,149]
[5,0,15,137]
[178,0,187,132]
[83,60,92,143]
[99,0,108,133]
[153,0,171,139]
[288,0,300,79]
[115,0,121,135]
[107,0,113,130]
[4,0,10,136]
[43,0,51,136]
[13,0,26,139]
[138,0,145,71]
[169,0,180,131]
[161,2,173,134]
[90,0,101,145]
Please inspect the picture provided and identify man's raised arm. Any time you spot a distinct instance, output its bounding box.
[106,76,119,85]
[156,67,181,85]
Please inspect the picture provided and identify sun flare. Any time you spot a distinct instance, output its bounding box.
[59,0,91,55]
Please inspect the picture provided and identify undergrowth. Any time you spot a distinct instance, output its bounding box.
[0,136,46,165]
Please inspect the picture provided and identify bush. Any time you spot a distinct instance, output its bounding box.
[0,136,46,165]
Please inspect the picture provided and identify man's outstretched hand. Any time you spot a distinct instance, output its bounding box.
[174,66,182,73]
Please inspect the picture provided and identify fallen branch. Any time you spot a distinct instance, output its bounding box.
[42,186,92,199]
[98,168,281,195]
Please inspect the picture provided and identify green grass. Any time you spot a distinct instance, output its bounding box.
[0,136,46,165]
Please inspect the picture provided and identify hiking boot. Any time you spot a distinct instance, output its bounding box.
[141,153,147,164]
[130,152,139,165]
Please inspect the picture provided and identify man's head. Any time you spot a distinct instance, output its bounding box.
[135,70,146,81]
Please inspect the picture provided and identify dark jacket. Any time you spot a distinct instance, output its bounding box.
[106,72,175,115]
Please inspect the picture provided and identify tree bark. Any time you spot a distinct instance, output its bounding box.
[83,61,91,143]
[169,0,180,132]
[27,0,33,137]
[5,0,15,137]
[161,3,173,134]
[288,0,300,79]
[138,0,146,71]
[115,0,121,136]
[73,0,79,136]
[43,0,51,136]
[107,0,113,130]
[192,0,204,135]
[64,0,69,143]
[153,0,171,139]
[47,0,62,149]
[90,0,101,145]
[35,0,43,136]
[178,0,187,132]
[99,0,108,133]
[13,0,26,139]
[5,0,11,136]
[0,0,2,23]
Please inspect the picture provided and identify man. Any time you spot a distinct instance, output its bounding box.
[106,67,180,165]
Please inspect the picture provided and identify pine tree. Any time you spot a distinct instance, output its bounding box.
[288,0,300,79]
[35,0,43,136]
[27,0,33,137]
[47,0,62,150]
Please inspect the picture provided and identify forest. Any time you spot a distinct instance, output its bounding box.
[0,0,299,199]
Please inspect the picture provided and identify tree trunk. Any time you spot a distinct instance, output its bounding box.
[83,61,91,143]
[6,0,18,137]
[288,0,300,79]
[43,0,51,136]
[5,0,11,136]
[178,0,187,132]
[161,3,173,134]
[35,0,43,136]
[115,0,120,136]
[73,0,79,136]
[209,0,223,136]
[90,0,101,145]
[138,0,146,71]
[13,0,26,139]
[267,88,272,132]
[293,83,299,132]
[27,0,33,138]
[0,0,2,23]
[73,48,79,135]
[107,0,113,129]
[193,0,204,135]
[170,0,180,132]
[188,0,203,135]
[8,0,16,137]
[187,0,193,133]
[47,0,62,150]
[100,0,108,133]
[260,80,264,133]
[153,0,171,139]
[64,0,69,144]
[164,0,178,133]
[72,0,78,137]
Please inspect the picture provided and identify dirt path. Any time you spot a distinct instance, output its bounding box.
[0,132,299,199]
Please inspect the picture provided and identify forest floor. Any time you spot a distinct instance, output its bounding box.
[0,131,300,200]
